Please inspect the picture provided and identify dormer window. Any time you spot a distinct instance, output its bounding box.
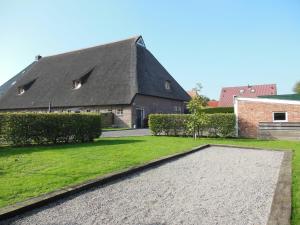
[17,79,37,96]
[72,80,82,90]
[72,67,94,90]
[165,80,171,90]
[239,89,245,94]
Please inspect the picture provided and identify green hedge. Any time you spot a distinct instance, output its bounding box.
[0,113,102,146]
[200,107,234,114]
[149,113,236,137]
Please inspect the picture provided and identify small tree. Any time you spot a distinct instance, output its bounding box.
[187,96,208,139]
[293,81,300,94]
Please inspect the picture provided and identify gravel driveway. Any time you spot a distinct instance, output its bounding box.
[101,128,151,138]
[3,146,283,225]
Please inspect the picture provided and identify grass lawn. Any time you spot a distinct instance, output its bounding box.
[102,127,131,131]
[0,136,299,224]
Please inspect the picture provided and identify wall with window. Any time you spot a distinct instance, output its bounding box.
[132,94,186,128]
[235,98,300,138]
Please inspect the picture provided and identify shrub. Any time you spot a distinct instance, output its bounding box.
[0,113,102,146]
[149,113,235,137]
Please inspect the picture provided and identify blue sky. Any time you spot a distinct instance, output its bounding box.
[0,0,299,99]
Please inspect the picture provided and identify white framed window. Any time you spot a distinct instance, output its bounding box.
[116,108,123,116]
[273,112,288,122]
[239,89,245,94]
[165,81,171,90]
[72,80,82,90]
[18,87,25,95]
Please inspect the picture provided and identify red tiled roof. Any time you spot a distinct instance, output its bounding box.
[218,84,277,107]
[207,100,219,108]
[187,89,199,98]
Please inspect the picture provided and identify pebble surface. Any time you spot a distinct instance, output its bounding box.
[2,146,284,225]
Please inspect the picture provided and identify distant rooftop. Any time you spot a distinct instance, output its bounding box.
[219,84,277,107]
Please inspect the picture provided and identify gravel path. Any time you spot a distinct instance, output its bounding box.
[2,146,283,225]
[101,128,151,137]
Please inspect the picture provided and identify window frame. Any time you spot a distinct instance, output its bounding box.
[165,80,171,90]
[272,112,288,122]
[116,108,123,116]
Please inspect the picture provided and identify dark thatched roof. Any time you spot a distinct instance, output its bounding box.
[0,36,190,110]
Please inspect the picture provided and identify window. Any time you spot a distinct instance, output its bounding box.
[239,89,245,94]
[174,106,181,113]
[18,87,25,95]
[107,109,112,113]
[86,109,91,112]
[136,37,146,47]
[116,108,123,115]
[250,89,255,93]
[273,112,288,122]
[72,80,82,90]
[165,81,171,90]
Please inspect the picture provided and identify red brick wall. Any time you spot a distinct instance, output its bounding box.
[237,100,300,138]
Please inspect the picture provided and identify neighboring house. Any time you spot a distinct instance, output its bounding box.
[207,100,219,108]
[187,89,199,98]
[234,94,300,140]
[0,36,190,128]
[219,84,277,107]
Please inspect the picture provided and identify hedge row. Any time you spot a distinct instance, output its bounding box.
[0,113,102,146]
[149,113,236,137]
[200,107,234,114]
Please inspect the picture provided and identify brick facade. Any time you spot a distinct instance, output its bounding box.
[235,98,300,138]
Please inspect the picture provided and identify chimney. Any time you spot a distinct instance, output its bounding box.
[35,55,42,61]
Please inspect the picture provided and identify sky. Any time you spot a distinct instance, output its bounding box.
[0,0,299,99]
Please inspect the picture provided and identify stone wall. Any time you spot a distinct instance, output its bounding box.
[236,99,300,138]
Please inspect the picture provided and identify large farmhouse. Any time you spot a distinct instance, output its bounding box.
[0,36,190,128]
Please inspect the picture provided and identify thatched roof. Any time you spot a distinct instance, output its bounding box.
[0,36,190,110]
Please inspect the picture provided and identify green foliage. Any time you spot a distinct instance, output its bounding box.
[0,113,102,146]
[200,107,234,114]
[148,114,190,136]
[293,81,300,94]
[149,113,236,137]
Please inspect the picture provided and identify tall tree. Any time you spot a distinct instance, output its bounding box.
[293,81,300,94]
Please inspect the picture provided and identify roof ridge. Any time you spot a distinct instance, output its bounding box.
[221,83,276,89]
[41,35,141,59]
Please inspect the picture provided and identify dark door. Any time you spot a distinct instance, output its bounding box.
[136,109,143,128]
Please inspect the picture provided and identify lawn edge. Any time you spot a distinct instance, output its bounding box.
[267,150,292,225]
[0,144,210,221]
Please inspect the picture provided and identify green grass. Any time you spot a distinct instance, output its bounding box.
[0,136,299,224]
[102,127,131,131]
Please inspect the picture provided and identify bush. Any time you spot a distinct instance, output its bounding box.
[149,113,235,137]
[0,113,102,146]
[200,107,234,114]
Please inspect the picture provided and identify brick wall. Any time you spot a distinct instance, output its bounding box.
[236,99,300,138]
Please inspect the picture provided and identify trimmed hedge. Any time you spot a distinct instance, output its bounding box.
[200,107,234,114]
[149,113,236,137]
[0,113,102,146]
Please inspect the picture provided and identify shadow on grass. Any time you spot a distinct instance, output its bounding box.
[0,139,145,157]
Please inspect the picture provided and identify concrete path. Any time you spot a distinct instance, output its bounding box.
[3,146,284,225]
[101,128,151,138]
